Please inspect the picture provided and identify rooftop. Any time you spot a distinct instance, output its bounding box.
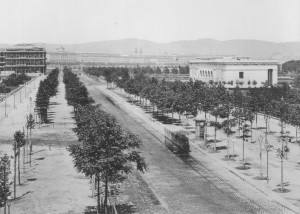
[189,56,279,65]
[6,44,45,51]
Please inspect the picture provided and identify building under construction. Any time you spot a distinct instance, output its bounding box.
[0,44,46,74]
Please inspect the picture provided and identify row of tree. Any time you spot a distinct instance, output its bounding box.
[63,67,94,111]
[84,65,190,78]
[282,60,300,74]
[35,68,59,123]
[86,66,296,189]
[0,73,32,93]
[2,73,31,87]
[63,68,147,213]
[0,113,35,213]
[85,67,300,152]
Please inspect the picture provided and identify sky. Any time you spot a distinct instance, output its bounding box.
[0,0,299,44]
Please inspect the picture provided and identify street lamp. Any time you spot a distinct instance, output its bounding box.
[7,196,12,214]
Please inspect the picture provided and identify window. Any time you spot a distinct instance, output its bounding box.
[239,72,244,79]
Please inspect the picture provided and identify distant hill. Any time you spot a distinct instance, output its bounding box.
[1,38,300,59]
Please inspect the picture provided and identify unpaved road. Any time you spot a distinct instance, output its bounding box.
[81,74,278,214]
[0,71,95,214]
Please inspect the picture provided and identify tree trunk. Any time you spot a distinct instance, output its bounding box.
[260,149,263,179]
[256,113,258,129]
[281,140,284,191]
[250,121,253,143]
[97,174,100,213]
[204,112,207,143]
[104,176,109,212]
[30,128,32,167]
[18,148,21,185]
[4,167,7,214]
[265,118,268,144]
[296,127,298,144]
[26,127,28,168]
[214,116,217,151]
[242,127,245,167]
[227,116,230,158]
[172,111,174,124]
[23,144,25,173]
[238,117,241,137]
[14,142,16,198]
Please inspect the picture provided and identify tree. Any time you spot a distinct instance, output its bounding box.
[221,102,237,159]
[0,153,11,214]
[68,106,147,213]
[292,74,300,88]
[163,67,170,74]
[277,135,289,192]
[171,67,178,74]
[26,113,35,167]
[239,109,252,168]
[35,69,59,123]
[210,105,224,151]
[14,131,25,187]
[156,66,162,74]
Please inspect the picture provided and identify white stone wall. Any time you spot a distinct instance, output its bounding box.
[224,64,278,87]
[190,62,278,87]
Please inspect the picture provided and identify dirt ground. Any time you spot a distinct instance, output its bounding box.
[0,72,95,214]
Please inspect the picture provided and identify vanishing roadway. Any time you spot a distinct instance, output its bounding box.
[80,74,287,214]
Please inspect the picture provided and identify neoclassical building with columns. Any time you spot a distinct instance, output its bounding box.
[189,56,279,87]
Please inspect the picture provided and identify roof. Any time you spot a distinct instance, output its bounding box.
[5,44,45,51]
[189,56,279,65]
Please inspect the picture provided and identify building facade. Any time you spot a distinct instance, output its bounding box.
[1,44,46,74]
[0,50,5,71]
[47,47,78,65]
[189,56,279,87]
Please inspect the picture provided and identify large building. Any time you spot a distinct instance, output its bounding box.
[0,44,46,74]
[189,56,279,87]
[47,47,78,65]
[46,48,196,68]
[0,51,5,71]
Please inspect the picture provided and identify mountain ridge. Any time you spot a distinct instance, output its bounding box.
[0,38,299,59]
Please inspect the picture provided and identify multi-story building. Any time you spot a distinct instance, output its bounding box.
[0,50,5,71]
[3,44,46,74]
[189,56,279,87]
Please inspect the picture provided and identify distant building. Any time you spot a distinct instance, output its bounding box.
[0,51,5,72]
[78,52,193,67]
[189,56,279,87]
[47,47,78,64]
[1,44,46,74]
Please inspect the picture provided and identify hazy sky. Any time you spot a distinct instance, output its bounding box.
[0,0,299,44]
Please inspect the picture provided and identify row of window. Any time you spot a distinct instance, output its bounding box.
[198,70,213,77]
[5,54,45,58]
